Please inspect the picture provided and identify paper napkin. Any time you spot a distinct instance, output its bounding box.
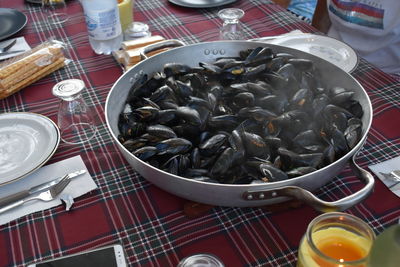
[369,156,400,198]
[0,155,98,225]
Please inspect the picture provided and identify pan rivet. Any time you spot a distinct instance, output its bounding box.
[271,192,277,197]
[220,49,225,55]
[204,49,210,55]
[247,194,253,200]
[259,193,265,199]
[212,49,218,55]
[129,77,134,83]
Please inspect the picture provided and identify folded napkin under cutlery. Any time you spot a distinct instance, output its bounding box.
[369,156,400,198]
[0,37,31,61]
[0,155,98,225]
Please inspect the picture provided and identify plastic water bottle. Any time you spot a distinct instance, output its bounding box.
[81,0,123,55]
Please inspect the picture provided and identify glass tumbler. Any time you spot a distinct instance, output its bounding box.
[177,254,224,267]
[52,79,97,145]
[124,21,151,40]
[218,8,245,40]
[42,0,68,25]
[297,212,375,267]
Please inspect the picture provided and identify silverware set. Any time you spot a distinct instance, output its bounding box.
[0,170,86,214]
[0,38,24,56]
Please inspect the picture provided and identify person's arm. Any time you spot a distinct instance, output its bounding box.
[312,0,331,33]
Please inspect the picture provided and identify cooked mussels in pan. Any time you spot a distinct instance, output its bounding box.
[117,46,363,184]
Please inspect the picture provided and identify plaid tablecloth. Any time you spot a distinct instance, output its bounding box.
[0,0,399,266]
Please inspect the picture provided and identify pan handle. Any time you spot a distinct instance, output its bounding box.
[242,153,375,212]
[140,39,186,60]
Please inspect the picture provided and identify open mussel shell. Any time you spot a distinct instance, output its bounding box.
[106,41,372,208]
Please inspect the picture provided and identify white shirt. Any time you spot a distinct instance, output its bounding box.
[327,0,400,74]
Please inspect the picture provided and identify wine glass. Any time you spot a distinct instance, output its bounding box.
[218,8,245,40]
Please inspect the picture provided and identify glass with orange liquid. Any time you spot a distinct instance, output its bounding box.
[297,212,375,267]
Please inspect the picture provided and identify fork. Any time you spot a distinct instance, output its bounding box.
[0,39,16,54]
[0,175,71,214]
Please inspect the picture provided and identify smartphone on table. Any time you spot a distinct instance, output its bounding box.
[27,244,127,267]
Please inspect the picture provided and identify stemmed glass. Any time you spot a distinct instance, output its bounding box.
[52,79,97,145]
[218,8,245,40]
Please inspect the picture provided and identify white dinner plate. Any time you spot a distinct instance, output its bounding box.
[0,113,60,186]
[269,34,358,73]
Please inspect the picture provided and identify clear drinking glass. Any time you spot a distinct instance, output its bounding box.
[52,79,97,145]
[124,21,151,40]
[218,8,245,40]
[42,0,68,25]
[297,212,375,267]
[177,254,224,267]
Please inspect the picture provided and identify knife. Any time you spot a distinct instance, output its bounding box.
[0,170,86,208]
[380,170,400,189]
[0,50,26,57]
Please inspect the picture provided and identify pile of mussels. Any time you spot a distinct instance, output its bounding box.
[117,46,363,184]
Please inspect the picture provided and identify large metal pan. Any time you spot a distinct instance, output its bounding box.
[105,40,374,212]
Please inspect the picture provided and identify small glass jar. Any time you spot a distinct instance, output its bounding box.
[297,212,375,267]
